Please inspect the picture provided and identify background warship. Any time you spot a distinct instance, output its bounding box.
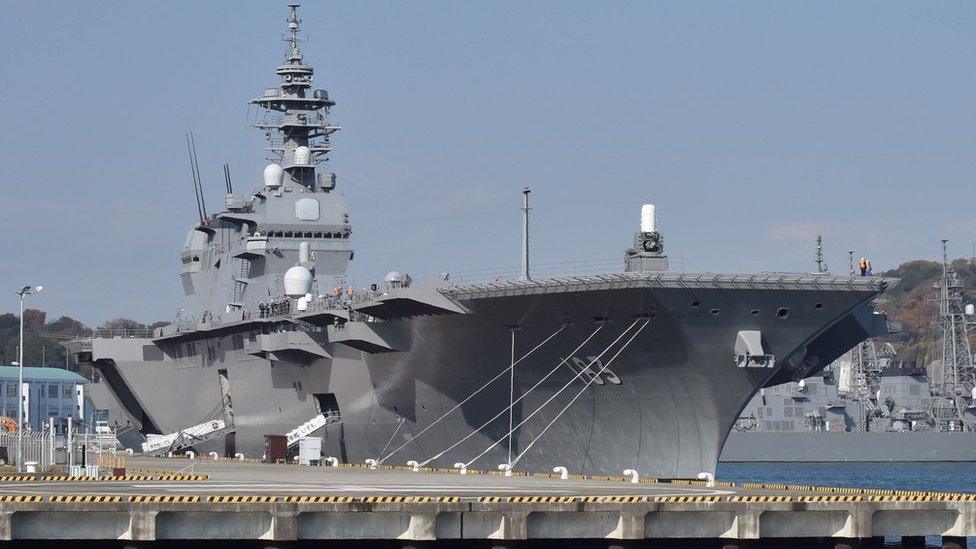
[73,5,895,479]
[723,241,976,462]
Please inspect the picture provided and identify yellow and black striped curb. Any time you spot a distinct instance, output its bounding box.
[206,495,440,504]
[797,496,864,502]
[49,495,125,503]
[129,496,202,503]
[280,496,436,504]
[282,496,355,504]
[3,493,976,505]
[0,474,208,483]
[207,496,279,503]
[738,482,976,500]
[480,496,578,504]
[651,496,724,503]
[0,495,42,502]
[726,496,792,503]
[358,496,433,503]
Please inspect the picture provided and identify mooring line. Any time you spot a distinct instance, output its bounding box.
[462,318,642,469]
[376,323,567,465]
[418,323,606,467]
[510,319,650,468]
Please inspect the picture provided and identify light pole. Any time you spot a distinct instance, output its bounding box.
[17,284,43,471]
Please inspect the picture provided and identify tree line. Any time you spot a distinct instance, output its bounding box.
[0,311,169,370]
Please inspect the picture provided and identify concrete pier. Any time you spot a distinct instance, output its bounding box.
[0,457,972,545]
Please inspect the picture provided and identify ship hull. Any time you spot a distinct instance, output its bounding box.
[721,431,976,462]
[86,279,887,478]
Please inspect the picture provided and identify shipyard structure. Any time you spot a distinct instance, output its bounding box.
[74,5,895,479]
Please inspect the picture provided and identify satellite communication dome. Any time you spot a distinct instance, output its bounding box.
[385,271,404,285]
[284,265,313,296]
[295,146,312,166]
[263,163,284,188]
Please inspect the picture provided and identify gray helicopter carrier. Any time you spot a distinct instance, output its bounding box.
[75,5,896,479]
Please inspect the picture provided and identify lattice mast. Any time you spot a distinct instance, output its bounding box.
[937,240,976,392]
[249,4,341,190]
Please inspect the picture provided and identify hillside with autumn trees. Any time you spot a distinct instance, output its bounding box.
[877,258,976,364]
[0,312,168,374]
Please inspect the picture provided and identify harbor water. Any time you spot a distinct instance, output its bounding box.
[719,461,976,548]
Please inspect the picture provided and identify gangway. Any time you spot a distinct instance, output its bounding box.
[286,410,341,447]
[141,418,234,456]
[141,371,236,456]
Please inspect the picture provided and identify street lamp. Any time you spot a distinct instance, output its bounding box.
[17,284,42,471]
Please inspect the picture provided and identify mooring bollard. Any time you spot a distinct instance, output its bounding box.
[553,466,569,480]
[697,471,715,487]
[325,456,339,467]
[454,463,468,475]
[406,460,420,472]
[623,469,639,483]
[365,458,378,469]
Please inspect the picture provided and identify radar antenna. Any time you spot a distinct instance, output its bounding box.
[287,4,303,58]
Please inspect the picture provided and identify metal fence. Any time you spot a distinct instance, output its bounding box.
[0,431,55,469]
[0,426,121,471]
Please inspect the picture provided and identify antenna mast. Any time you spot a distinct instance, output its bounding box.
[520,187,531,281]
[815,235,828,274]
[937,240,976,393]
[249,3,341,191]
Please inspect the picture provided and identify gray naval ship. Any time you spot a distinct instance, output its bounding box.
[723,242,976,462]
[74,5,896,479]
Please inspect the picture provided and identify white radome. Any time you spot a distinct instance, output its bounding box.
[284,265,313,296]
[295,146,312,165]
[263,163,284,188]
[640,203,655,233]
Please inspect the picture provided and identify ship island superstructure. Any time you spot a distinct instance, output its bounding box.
[75,5,896,479]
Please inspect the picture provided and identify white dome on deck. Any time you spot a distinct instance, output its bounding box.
[284,265,313,296]
[264,163,284,188]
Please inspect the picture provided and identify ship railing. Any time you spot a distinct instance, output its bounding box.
[92,328,155,339]
[417,256,690,287]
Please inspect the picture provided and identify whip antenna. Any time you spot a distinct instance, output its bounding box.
[185,133,204,223]
[189,132,208,222]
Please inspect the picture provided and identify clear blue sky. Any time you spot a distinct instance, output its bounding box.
[1,2,974,326]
